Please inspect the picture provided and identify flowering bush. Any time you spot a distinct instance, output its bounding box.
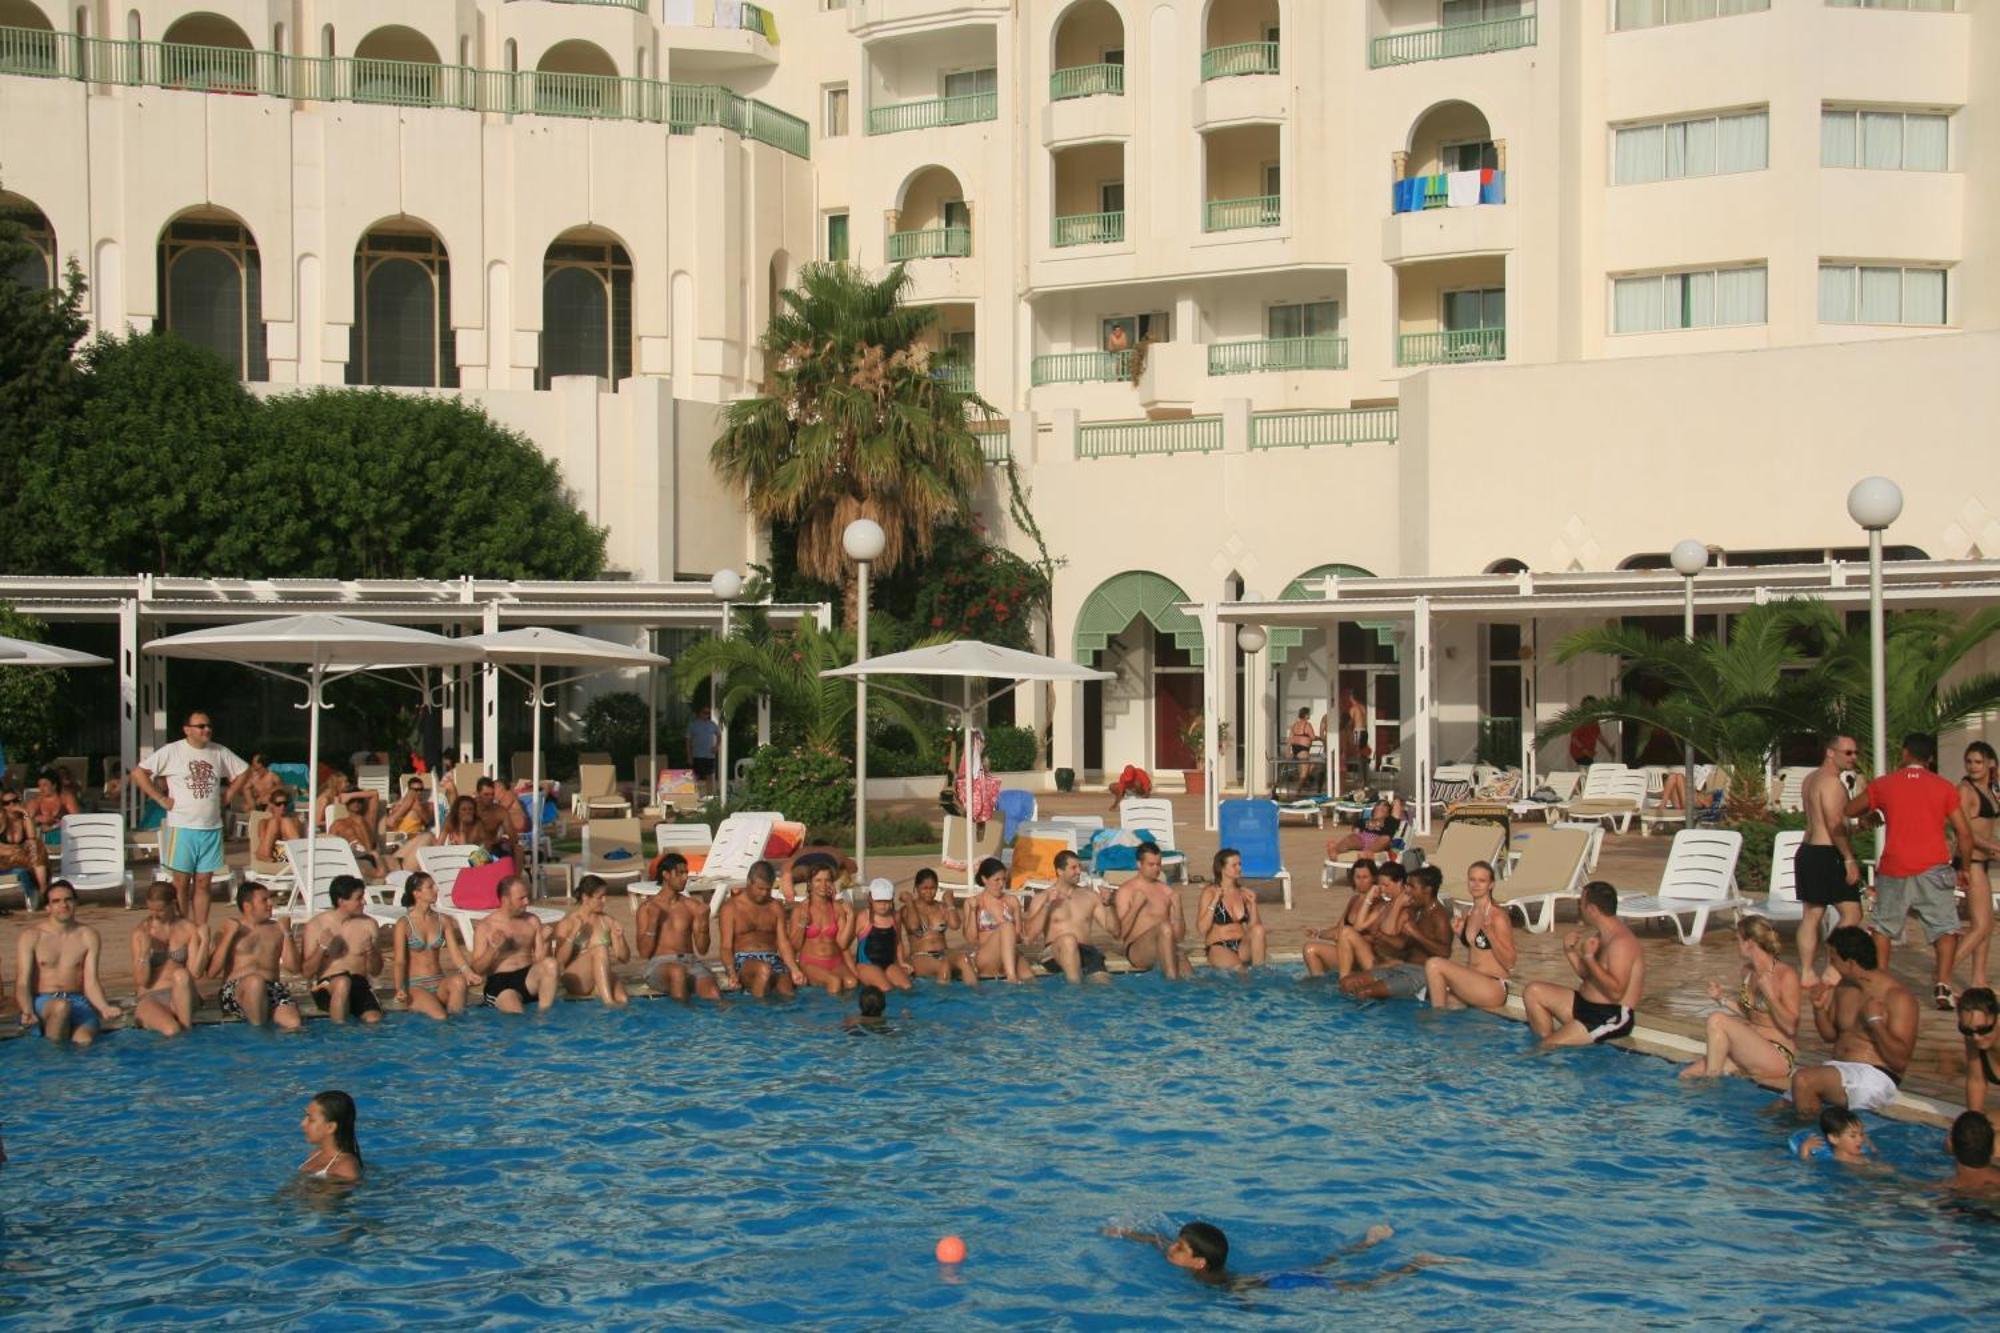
[742,744,854,829]
[910,547,1048,650]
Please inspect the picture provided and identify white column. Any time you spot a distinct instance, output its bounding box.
[756,695,772,747]
[1414,597,1434,838]
[481,602,501,777]
[118,599,139,827]
[1326,618,1340,800]
[1197,603,1220,830]
[1521,619,1538,786]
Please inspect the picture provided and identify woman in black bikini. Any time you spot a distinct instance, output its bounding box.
[1955,743,2000,994]
[791,864,858,995]
[900,869,978,985]
[853,878,915,992]
[392,872,475,1019]
[1199,848,1266,971]
[130,882,202,1036]
[1303,860,1391,977]
[1960,986,2000,1131]
[1422,860,1516,1013]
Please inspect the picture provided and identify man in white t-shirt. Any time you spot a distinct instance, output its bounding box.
[132,711,250,926]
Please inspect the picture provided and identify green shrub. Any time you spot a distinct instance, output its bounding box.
[743,744,853,829]
[1729,814,1877,895]
[869,748,938,779]
[582,691,649,772]
[983,725,1037,772]
[819,813,937,851]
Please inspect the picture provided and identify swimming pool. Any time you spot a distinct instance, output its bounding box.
[1,970,1995,1329]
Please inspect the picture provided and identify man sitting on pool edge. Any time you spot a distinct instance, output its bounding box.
[1790,925,1917,1117]
[1523,881,1645,1048]
[1106,1220,1444,1292]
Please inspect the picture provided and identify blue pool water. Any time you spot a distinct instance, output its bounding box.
[2,969,1996,1329]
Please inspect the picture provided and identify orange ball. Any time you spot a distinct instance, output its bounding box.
[934,1235,967,1265]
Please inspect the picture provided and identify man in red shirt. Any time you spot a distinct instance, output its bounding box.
[1847,732,1978,1008]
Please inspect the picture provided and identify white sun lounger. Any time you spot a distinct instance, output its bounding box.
[1118,797,1188,883]
[1557,765,1649,835]
[1617,828,1746,945]
[278,837,406,928]
[693,812,779,918]
[1492,825,1593,932]
[415,844,564,947]
[628,823,715,902]
[57,813,138,908]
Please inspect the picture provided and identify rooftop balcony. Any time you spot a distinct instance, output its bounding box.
[1370,15,1537,68]
[1078,416,1223,460]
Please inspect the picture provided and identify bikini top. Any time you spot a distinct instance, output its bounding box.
[1458,912,1493,951]
[1210,893,1250,927]
[1964,778,2000,821]
[307,1150,350,1180]
[976,900,1015,931]
[802,907,840,941]
[406,920,448,952]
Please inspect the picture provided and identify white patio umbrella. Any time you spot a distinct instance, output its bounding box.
[823,641,1111,889]
[0,635,113,668]
[459,627,671,886]
[144,614,484,905]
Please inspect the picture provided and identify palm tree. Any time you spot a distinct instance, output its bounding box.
[673,619,939,758]
[1534,602,1828,818]
[711,262,990,628]
[1803,607,2000,766]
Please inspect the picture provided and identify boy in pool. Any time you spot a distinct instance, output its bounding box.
[843,984,888,1031]
[1792,1106,1873,1164]
[1947,1110,2000,1192]
[1107,1221,1444,1292]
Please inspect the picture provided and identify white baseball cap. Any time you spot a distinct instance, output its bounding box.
[867,878,897,902]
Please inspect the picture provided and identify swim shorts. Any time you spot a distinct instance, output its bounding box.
[1870,865,1960,945]
[645,954,712,990]
[483,967,532,1007]
[219,976,295,1018]
[1825,1059,1900,1113]
[32,991,101,1030]
[312,975,382,1017]
[1041,943,1108,976]
[1572,993,1634,1043]
[161,825,226,876]
[733,950,788,979]
[1370,963,1429,1001]
[1793,844,1857,907]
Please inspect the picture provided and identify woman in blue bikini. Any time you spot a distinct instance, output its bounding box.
[392,872,475,1019]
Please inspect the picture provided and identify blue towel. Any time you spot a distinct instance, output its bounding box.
[1086,828,1158,873]
[1480,170,1506,205]
[997,789,1037,844]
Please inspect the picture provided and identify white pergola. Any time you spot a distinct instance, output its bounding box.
[1192,558,2000,835]
[0,575,832,804]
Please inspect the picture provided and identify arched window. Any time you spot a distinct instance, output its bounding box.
[0,0,60,73]
[155,215,267,380]
[4,196,56,290]
[539,231,632,389]
[353,25,443,105]
[160,14,257,91]
[534,39,617,116]
[348,224,458,388]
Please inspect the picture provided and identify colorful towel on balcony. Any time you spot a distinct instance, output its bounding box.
[758,7,779,42]
[1480,169,1506,205]
[1446,170,1482,208]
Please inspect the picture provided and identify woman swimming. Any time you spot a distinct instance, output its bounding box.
[129,882,202,1036]
[1199,848,1267,971]
[965,857,1034,983]
[299,1090,362,1183]
[1302,861,1383,976]
[392,872,475,1019]
[790,864,859,995]
[1679,915,1800,1088]
[556,876,632,1007]
[1423,861,1516,1012]
[853,878,915,992]
[899,869,978,985]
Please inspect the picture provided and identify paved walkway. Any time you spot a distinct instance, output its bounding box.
[2,793,1982,1121]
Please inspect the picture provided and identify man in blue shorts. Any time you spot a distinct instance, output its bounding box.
[13,879,123,1045]
[133,711,250,927]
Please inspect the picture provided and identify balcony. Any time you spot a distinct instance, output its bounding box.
[866,91,996,135]
[1050,63,1123,100]
[1077,416,1223,460]
[1204,194,1280,233]
[1250,407,1399,449]
[1391,171,1505,213]
[1208,336,1346,375]
[1051,211,1125,247]
[1031,350,1132,385]
[1370,16,1537,68]
[932,362,974,392]
[532,0,649,9]
[1397,328,1506,366]
[1201,41,1279,80]
[886,226,971,260]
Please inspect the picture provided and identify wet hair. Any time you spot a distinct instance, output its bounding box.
[145,882,173,908]
[1960,986,1998,1020]
[975,856,1008,886]
[1901,732,1937,765]
[1466,860,1497,885]
[577,875,609,900]
[1212,847,1240,882]
[746,860,776,888]
[1740,916,1782,959]
[312,1090,363,1166]
[237,880,267,910]
[1949,1110,1995,1168]
[1376,861,1407,886]
[1053,850,1081,873]
[1177,1221,1228,1272]
[1348,859,1376,887]
[1581,881,1618,918]
[1967,741,1998,766]
[1828,924,1876,969]
[329,875,366,907]
[498,873,530,901]
[914,867,940,891]
[857,985,886,1018]
[1819,1105,1862,1140]
[657,852,688,880]
[400,872,435,909]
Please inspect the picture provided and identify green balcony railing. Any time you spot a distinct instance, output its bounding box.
[534,0,650,10]
[0,27,812,157]
[1051,210,1125,247]
[1200,41,1279,80]
[866,90,997,135]
[1078,416,1223,460]
[1397,327,1507,366]
[973,425,1011,463]
[1250,407,1399,450]
[1204,194,1281,232]
[1030,350,1133,385]
[1370,15,1538,68]
[932,362,975,393]
[1209,336,1347,376]
[1050,62,1124,100]
[886,226,971,260]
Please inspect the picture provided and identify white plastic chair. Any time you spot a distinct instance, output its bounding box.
[357,763,392,801]
[416,843,563,947]
[579,817,645,892]
[57,813,137,907]
[692,812,779,917]
[1618,828,1746,945]
[1557,765,1649,834]
[629,823,715,902]
[278,837,405,928]
[1118,797,1188,882]
[1772,766,1816,814]
[1492,825,1593,932]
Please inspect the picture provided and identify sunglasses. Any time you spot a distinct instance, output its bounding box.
[1961,1020,1997,1038]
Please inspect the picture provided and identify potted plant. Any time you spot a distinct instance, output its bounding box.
[1054,766,1075,793]
[1179,714,1227,796]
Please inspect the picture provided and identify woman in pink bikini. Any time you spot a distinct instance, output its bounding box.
[790,863,858,995]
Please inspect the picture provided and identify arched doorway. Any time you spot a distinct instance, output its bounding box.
[155,209,267,380]
[534,39,617,117]
[890,166,970,260]
[352,25,444,105]
[3,192,56,290]
[1266,563,1400,771]
[538,227,632,389]
[1073,570,1204,773]
[347,219,458,387]
[1050,0,1125,99]
[159,13,257,91]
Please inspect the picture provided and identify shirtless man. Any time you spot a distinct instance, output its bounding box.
[717,860,799,998]
[473,778,527,856]
[1524,881,1646,1048]
[1339,866,1451,1001]
[1112,844,1189,978]
[329,793,387,880]
[1797,734,1863,985]
[471,874,561,1012]
[13,879,122,1044]
[250,789,303,877]
[1027,851,1118,984]
[243,754,283,810]
[208,881,303,1029]
[1790,925,1918,1116]
[301,875,386,1024]
[635,852,720,1000]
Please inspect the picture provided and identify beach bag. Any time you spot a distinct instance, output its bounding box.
[451,854,515,910]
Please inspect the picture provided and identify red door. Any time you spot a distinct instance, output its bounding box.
[1155,674,1201,769]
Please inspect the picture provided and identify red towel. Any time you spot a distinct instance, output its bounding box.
[450,855,515,910]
